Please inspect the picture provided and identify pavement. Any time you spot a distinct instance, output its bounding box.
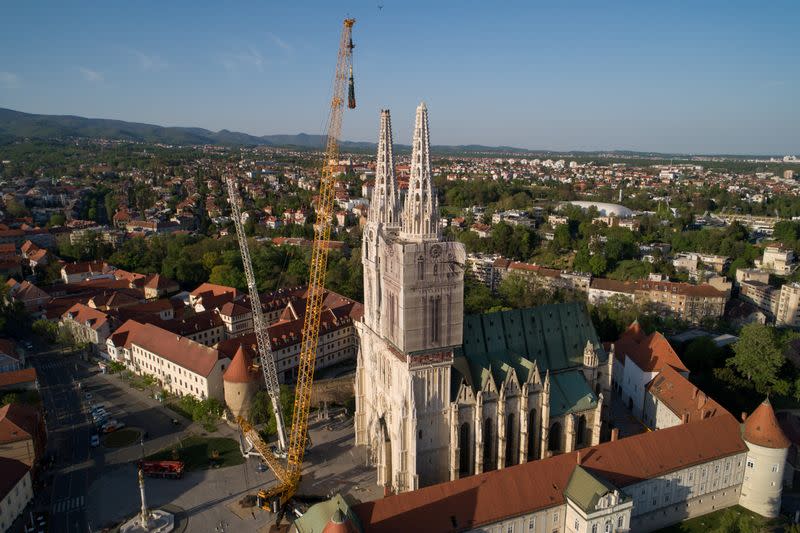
[28,342,381,533]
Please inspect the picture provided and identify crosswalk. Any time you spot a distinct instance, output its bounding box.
[37,360,69,370]
[52,495,84,514]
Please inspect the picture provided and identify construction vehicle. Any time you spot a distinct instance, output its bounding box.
[225,172,288,452]
[138,460,185,479]
[236,18,357,523]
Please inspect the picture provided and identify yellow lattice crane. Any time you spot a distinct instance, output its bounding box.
[237,17,356,521]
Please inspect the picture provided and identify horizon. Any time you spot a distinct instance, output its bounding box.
[1,1,798,155]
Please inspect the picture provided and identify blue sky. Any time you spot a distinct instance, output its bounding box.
[1,1,798,154]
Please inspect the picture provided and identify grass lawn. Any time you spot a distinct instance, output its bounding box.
[102,428,141,448]
[145,436,244,471]
[655,505,772,533]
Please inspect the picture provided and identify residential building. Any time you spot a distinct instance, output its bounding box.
[108,321,229,400]
[143,274,179,300]
[776,283,800,327]
[60,260,114,284]
[60,303,113,356]
[634,280,726,324]
[0,403,46,470]
[0,340,20,373]
[588,278,636,306]
[0,458,32,533]
[756,244,794,275]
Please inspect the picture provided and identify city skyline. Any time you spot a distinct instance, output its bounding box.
[1,1,798,154]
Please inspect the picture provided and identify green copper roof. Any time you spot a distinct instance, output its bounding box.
[460,302,605,373]
[293,493,361,533]
[550,371,597,418]
[564,466,619,513]
[453,302,602,418]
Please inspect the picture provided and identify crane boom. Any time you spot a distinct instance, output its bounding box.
[235,19,356,516]
[286,16,355,493]
[225,173,288,451]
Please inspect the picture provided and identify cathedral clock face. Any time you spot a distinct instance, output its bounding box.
[430,244,442,258]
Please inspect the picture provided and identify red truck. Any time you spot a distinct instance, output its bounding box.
[138,460,185,479]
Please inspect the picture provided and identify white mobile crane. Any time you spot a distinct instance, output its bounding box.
[225,173,288,452]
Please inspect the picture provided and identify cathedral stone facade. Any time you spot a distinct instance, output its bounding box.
[355,104,611,493]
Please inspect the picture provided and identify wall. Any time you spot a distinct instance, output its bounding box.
[0,469,32,533]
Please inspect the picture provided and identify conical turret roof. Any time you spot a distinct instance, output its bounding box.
[223,345,257,384]
[744,398,790,449]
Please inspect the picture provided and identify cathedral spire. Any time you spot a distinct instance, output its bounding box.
[370,109,400,227]
[400,102,440,241]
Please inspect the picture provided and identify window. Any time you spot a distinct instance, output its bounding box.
[507,525,514,533]
[553,511,558,523]
[528,517,536,531]
[747,460,755,469]
[574,519,579,531]
[617,516,623,528]
[772,464,779,472]
[604,521,611,533]
[591,525,598,533]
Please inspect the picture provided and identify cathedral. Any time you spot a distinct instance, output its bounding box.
[354,104,611,493]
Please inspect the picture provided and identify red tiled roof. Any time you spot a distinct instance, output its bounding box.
[190,282,240,299]
[634,279,726,298]
[0,403,40,443]
[0,338,16,357]
[354,414,747,532]
[63,303,110,331]
[646,365,727,422]
[114,321,224,376]
[744,399,790,449]
[223,345,258,383]
[615,323,688,373]
[0,368,36,388]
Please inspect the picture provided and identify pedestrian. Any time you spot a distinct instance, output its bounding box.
[251,511,255,519]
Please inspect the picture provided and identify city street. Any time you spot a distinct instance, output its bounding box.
[32,348,91,533]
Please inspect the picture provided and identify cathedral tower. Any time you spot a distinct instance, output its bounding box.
[400,102,439,241]
[355,104,465,492]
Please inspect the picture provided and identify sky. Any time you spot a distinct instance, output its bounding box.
[1,1,798,155]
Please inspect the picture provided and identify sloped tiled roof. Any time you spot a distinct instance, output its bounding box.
[223,345,258,383]
[614,323,688,373]
[646,365,727,422]
[744,399,790,449]
[63,303,110,331]
[353,413,747,533]
[0,403,39,444]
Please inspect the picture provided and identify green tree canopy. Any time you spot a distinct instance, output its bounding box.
[728,324,789,396]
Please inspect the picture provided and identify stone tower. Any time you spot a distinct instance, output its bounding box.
[400,102,439,241]
[739,398,790,518]
[355,104,465,492]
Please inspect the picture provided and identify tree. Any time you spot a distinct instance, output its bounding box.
[208,265,245,289]
[250,385,294,437]
[32,319,59,343]
[682,336,722,374]
[463,279,503,314]
[48,213,66,227]
[728,324,789,396]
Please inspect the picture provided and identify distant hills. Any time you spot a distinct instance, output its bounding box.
[0,107,557,155]
[0,107,781,159]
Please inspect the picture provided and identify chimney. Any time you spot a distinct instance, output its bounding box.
[741,412,748,422]
[611,428,619,442]
[682,413,690,424]
[577,451,582,465]
[692,387,698,399]
[697,392,706,409]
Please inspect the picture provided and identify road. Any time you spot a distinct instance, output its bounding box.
[32,349,90,533]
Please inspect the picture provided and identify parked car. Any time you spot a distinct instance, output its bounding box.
[90,404,106,413]
[90,434,100,447]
